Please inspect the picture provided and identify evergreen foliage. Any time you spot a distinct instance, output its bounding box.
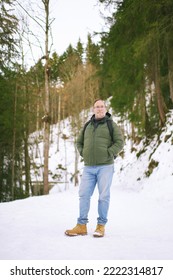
[0,0,18,70]
[99,0,173,136]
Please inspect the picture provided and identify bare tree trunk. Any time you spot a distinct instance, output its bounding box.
[35,88,40,158]
[167,36,173,103]
[74,137,79,186]
[24,133,30,196]
[131,121,135,144]
[0,153,4,201]
[11,84,17,200]
[57,90,61,151]
[23,84,31,197]
[154,34,167,126]
[62,134,68,190]
[43,0,50,195]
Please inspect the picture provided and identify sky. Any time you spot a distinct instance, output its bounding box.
[0,108,173,279]
[15,0,109,65]
[50,0,107,55]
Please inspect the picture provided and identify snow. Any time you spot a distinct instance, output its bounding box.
[1,186,172,261]
[0,110,173,267]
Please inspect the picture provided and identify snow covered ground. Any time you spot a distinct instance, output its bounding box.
[0,184,172,260]
[0,111,173,269]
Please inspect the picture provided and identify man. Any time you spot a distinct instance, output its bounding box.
[65,99,124,237]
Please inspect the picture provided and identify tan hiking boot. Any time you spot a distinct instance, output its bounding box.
[65,224,87,236]
[93,224,105,237]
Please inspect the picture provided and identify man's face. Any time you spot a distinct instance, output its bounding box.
[93,100,107,119]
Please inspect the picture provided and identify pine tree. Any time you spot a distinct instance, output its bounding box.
[0,0,18,70]
[99,0,173,136]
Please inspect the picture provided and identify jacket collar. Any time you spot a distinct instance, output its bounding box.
[91,111,112,122]
[90,112,112,127]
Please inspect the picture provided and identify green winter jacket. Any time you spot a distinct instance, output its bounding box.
[76,113,124,166]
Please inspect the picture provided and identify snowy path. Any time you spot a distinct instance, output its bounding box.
[0,185,173,260]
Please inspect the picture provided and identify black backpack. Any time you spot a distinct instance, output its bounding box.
[82,119,116,159]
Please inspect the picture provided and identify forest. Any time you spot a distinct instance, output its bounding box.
[0,0,173,202]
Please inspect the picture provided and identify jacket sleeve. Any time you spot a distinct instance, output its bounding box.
[108,122,124,157]
[76,128,84,157]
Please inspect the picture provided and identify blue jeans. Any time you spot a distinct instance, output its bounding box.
[77,164,114,225]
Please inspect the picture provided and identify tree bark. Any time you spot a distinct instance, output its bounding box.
[154,34,167,126]
[23,84,31,197]
[167,35,173,103]
[74,136,79,186]
[43,0,50,195]
[11,84,17,200]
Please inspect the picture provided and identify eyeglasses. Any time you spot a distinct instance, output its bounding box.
[94,106,105,109]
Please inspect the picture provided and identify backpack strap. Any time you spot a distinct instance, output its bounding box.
[82,120,91,137]
[106,119,114,143]
[106,119,117,159]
